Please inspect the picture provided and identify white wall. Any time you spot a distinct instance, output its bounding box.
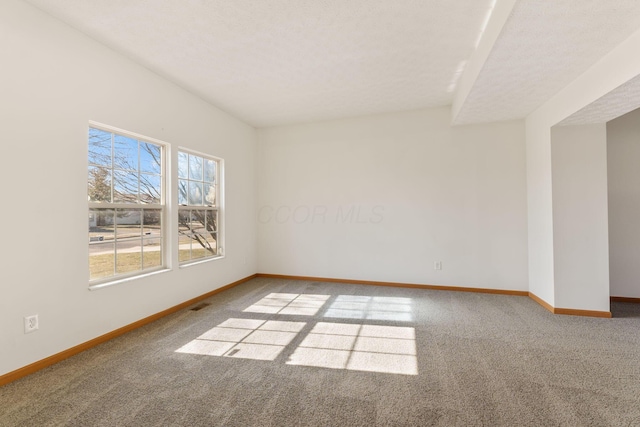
[607,108,640,298]
[551,125,610,311]
[258,108,528,290]
[0,0,258,376]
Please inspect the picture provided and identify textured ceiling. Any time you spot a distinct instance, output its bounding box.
[557,75,640,126]
[20,0,640,127]
[454,0,640,125]
[24,0,493,127]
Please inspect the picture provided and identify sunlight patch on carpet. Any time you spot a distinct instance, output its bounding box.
[287,322,418,375]
[243,293,330,315]
[176,318,306,361]
[324,295,413,321]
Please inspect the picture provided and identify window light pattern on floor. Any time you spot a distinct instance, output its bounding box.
[176,318,306,361]
[286,322,418,375]
[243,293,330,316]
[324,295,413,322]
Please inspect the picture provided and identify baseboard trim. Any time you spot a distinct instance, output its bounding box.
[528,292,554,313]
[0,274,257,387]
[256,273,529,296]
[611,296,640,304]
[553,307,612,318]
[529,292,612,318]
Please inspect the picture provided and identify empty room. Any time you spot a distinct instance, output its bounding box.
[2,0,640,425]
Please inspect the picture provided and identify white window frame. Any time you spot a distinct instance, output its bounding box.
[177,147,224,266]
[88,122,168,288]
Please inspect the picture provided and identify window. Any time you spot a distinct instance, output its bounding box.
[88,126,165,282]
[178,150,222,263]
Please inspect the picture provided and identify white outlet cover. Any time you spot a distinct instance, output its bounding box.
[24,315,39,334]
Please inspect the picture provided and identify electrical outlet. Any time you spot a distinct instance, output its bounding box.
[434,261,442,271]
[24,315,39,334]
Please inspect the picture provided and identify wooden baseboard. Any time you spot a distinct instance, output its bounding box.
[611,296,640,304]
[528,292,554,313]
[0,274,257,387]
[529,292,612,318]
[256,273,529,296]
[553,307,612,318]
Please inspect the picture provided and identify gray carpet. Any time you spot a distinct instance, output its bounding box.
[1,277,640,426]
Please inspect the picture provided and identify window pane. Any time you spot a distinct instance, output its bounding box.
[89,242,114,280]
[188,210,206,260]
[140,142,161,174]
[178,152,188,179]
[206,232,217,255]
[191,242,208,260]
[178,210,191,234]
[88,128,112,167]
[204,159,216,183]
[189,154,203,181]
[90,209,115,243]
[191,210,206,235]
[113,135,138,172]
[140,173,161,204]
[142,237,162,269]
[177,180,188,205]
[143,209,162,236]
[113,169,139,203]
[204,183,216,206]
[116,241,142,274]
[88,166,111,203]
[115,209,142,240]
[205,210,217,233]
[189,181,203,206]
[179,234,191,262]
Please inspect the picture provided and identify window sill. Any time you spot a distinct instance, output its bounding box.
[89,267,170,291]
[179,255,225,269]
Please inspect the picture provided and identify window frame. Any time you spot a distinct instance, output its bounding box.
[177,147,224,266]
[87,122,169,288]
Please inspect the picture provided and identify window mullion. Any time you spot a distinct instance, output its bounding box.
[89,202,163,209]
[113,208,118,277]
[110,132,114,203]
[137,141,141,204]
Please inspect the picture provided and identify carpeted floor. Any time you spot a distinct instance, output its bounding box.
[1,277,640,426]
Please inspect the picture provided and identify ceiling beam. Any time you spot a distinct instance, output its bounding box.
[451,0,517,125]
